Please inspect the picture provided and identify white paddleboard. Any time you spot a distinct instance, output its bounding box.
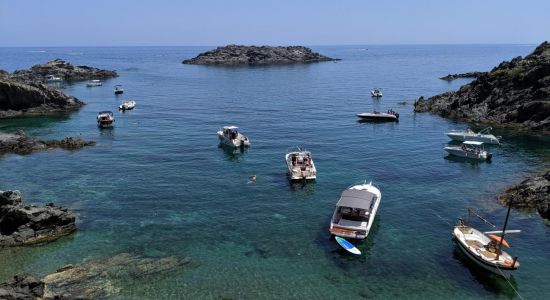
[335,236,361,255]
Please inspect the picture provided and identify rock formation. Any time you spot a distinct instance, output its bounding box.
[415,41,550,132]
[10,59,118,83]
[0,190,76,247]
[499,170,550,220]
[0,253,195,299]
[0,77,84,118]
[439,72,487,80]
[0,131,95,155]
[183,45,338,65]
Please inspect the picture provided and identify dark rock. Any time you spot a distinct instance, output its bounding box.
[439,72,487,80]
[498,170,550,220]
[415,41,550,132]
[0,77,85,118]
[0,131,95,155]
[0,190,76,247]
[183,45,339,65]
[10,59,118,83]
[0,274,44,300]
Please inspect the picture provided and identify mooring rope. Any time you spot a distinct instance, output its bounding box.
[495,265,524,300]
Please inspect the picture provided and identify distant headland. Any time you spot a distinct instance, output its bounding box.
[182,45,339,65]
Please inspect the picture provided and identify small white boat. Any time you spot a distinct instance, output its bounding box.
[357,109,399,122]
[447,127,500,144]
[453,207,520,278]
[371,88,382,97]
[217,126,250,148]
[285,147,316,181]
[329,181,381,240]
[444,141,492,161]
[45,74,62,83]
[86,79,103,87]
[119,100,136,111]
[114,85,124,95]
[97,111,114,128]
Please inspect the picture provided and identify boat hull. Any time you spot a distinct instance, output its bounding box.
[356,113,398,122]
[447,132,499,144]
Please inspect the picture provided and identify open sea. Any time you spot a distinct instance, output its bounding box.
[0,45,549,299]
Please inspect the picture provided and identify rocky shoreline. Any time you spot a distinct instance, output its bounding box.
[10,59,118,83]
[439,72,486,80]
[0,131,95,155]
[0,253,195,299]
[415,41,550,132]
[0,190,76,247]
[183,45,338,65]
[499,170,550,220]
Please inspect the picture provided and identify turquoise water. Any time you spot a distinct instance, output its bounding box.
[1,45,549,299]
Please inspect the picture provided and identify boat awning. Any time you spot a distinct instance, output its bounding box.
[336,189,375,210]
[463,141,484,145]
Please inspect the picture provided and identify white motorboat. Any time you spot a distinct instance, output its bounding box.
[45,74,62,83]
[285,147,317,181]
[444,141,492,161]
[217,126,250,148]
[329,181,381,240]
[371,88,382,97]
[97,111,114,128]
[114,85,124,95]
[447,127,500,144]
[86,79,103,87]
[453,207,520,278]
[119,100,136,111]
[357,109,399,122]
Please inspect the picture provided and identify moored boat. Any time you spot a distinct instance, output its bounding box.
[447,127,500,144]
[45,74,63,83]
[119,100,136,111]
[329,181,381,240]
[371,88,382,97]
[217,126,250,148]
[444,141,492,161]
[357,109,399,122]
[285,147,316,181]
[114,85,124,95]
[86,79,103,87]
[97,111,114,128]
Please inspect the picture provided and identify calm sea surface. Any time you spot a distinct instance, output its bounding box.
[0,45,549,299]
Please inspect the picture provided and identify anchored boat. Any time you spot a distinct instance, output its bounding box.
[114,85,124,95]
[447,127,500,144]
[453,206,520,278]
[371,88,382,97]
[119,100,136,111]
[86,79,103,87]
[357,109,399,122]
[444,141,492,161]
[217,126,250,148]
[329,181,381,240]
[97,111,114,128]
[285,147,317,181]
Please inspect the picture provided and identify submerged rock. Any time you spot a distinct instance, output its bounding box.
[439,72,487,80]
[183,45,339,65]
[499,170,550,220]
[10,59,118,83]
[0,77,84,118]
[0,130,95,155]
[415,41,550,132]
[0,190,76,247]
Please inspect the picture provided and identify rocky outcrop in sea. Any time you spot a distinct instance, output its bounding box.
[10,59,118,83]
[0,131,95,155]
[0,190,76,247]
[499,170,550,220]
[0,77,84,118]
[0,253,195,299]
[439,72,486,80]
[183,45,338,65]
[415,41,550,132]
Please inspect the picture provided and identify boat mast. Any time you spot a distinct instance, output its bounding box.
[496,201,512,260]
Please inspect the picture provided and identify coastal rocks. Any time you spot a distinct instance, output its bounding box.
[498,170,550,220]
[0,274,44,300]
[10,59,118,83]
[0,190,76,247]
[415,41,550,132]
[0,78,84,118]
[439,72,487,80]
[183,45,338,65]
[0,131,95,155]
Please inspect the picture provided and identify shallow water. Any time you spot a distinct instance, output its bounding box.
[1,45,549,299]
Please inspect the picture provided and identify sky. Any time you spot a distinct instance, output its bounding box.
[0,0,549,46]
